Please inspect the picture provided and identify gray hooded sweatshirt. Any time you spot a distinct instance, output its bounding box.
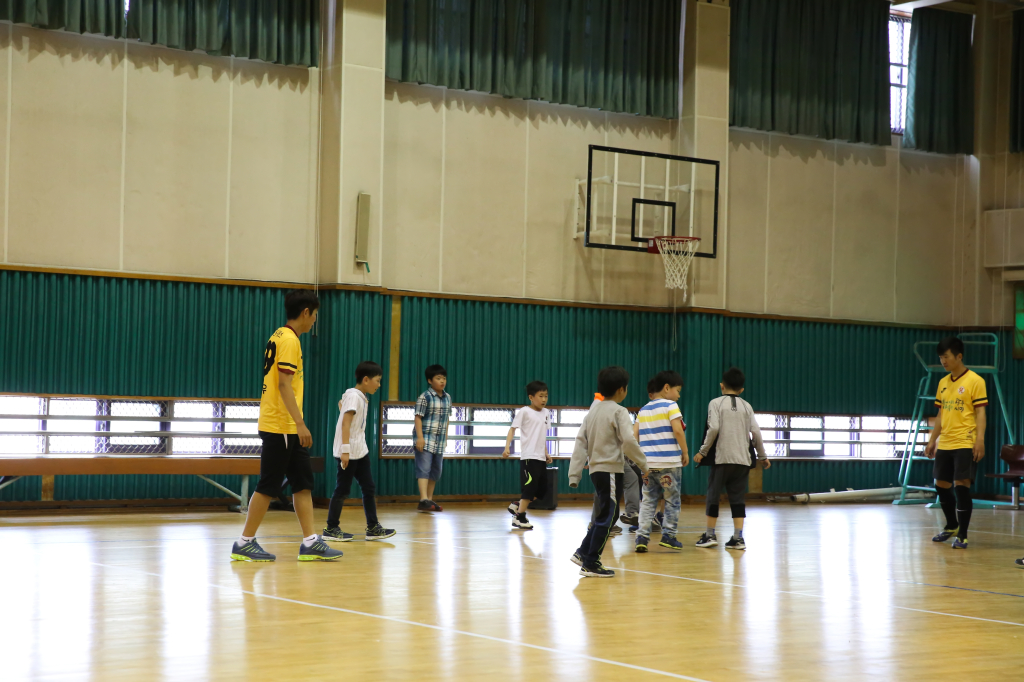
[568,400,648,487]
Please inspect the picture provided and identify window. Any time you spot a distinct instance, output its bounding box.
[0,395,261,457]
[889,14,911,134]
[759,413,927,458]
[380,402,637,458]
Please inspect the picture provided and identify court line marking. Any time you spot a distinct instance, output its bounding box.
[891,579,1024,599]
[407,539,1024,629]
[87,561,714,682]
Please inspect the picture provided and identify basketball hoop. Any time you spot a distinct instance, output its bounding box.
[648,236,700,300]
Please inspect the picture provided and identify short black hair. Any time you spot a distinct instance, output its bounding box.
[648,370,683,395]
[356,361,383,383]
[722,367,745,391]
[284,289,320,320]
[937,336,965,358]
[526,380,548,397]
[425,364,447,381]
[597,366,630,398]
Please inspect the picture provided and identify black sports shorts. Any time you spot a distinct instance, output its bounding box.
[933,448,976,483]
[256,431,315,497]
[520,458,548,501]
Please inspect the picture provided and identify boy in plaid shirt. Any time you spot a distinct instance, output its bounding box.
[414,364,452,512]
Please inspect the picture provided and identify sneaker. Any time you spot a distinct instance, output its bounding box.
[951,537,968,549]
[365,523,397,541]
[659,535,683,550]
[725,536,746,551]
[512,514,533,530]
[653,512,664,532]
[580,562,615,578]
[230,538,276,562]
[507,502,520,517]
[298,537,344,561]
[417,499,432,512]
[932,527,958,542]
[635,535,649,553]
[322,527,355,542]
[628,524,639,534]
[431,501,444,512]
[695,532,718,548]
[571,551,583,566]
[1015,557,1024,569]
[620,513,639,526]
[609,525,623,536]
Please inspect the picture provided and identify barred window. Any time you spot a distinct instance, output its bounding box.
[889,14,911,134]
[758,413,927,458]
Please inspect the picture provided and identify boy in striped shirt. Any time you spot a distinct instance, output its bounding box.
[633,370,689,552]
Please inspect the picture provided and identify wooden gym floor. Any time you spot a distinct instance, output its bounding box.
[2,501,1024,681]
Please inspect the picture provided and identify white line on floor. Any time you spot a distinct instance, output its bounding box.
[87,561,715,682]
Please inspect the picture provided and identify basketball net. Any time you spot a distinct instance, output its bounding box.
[651,236,700,302]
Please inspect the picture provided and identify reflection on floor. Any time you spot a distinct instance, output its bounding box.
[2,501,1023,681]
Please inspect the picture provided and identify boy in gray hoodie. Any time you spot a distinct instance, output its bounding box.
[568,366,648,578]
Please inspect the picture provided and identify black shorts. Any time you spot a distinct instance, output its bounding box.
[933,448,976,483]
[256,431,315,497]
[706,464,749,517]
[520,459,548,500]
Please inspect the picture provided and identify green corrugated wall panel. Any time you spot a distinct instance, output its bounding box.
[762,460,903,494]
[0,475,41,502]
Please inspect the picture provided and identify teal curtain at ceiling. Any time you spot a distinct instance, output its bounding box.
[0,0,125,37]
[385,0,681,119]
[904,8,974,154]
[729,0,890,145]
[1010,11,1024,153]
[126,0,319,67]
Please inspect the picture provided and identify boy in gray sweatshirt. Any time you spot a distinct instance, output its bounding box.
[694,367,770,550]
[568,366,648,577]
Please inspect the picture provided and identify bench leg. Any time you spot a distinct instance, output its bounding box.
[1014,483,1020,511]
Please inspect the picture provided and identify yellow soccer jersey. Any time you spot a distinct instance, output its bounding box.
[934,369,988,449]
[258,326,304,434]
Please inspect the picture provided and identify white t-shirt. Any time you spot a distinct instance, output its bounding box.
[512,406,551,461]
[333,387,369,460]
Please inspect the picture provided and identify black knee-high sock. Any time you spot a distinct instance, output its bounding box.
[935,485,957,529]
[954,485,973,539]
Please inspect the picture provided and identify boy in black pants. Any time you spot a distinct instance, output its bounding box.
[323,361,396,542]
[694,367,769,550]
[568,367,648,578]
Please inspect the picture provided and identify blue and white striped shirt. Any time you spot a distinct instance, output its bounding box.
[637,398,685,467]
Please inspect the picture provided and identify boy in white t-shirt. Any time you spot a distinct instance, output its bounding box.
[502,381,552,530]
[323,361,396,542]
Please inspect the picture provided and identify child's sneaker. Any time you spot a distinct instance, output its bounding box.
[512,514,533,529]
[580,561,615,578]
[628,524,639,533]
[620,513,639,526]
[609,525,622,536]
[635,535,649,553]
[507,502,520,517]
[230,538,275,562]
[417,499,432,512]
[431,501,444,512]
[322,527,355,542]
[297,537,344,561]
[571,551,583,566]
[725,536,746,551]
[1015,556,1024,568]
[932,527,958,542]
[695,532,718,548]
[659,535,683,550]
[365,523,397,541]
[951,537,968,549]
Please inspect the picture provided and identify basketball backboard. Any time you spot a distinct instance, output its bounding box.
[574,145,719,258]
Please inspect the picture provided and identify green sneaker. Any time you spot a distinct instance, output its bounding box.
[635,535,649,553]
[230,538,275,562]
[298,537,344,561]
[322,527,355,542]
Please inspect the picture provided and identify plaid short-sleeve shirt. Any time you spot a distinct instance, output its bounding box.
[415,389,452,455]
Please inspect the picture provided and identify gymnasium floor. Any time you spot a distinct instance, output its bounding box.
[3,501,1023,681]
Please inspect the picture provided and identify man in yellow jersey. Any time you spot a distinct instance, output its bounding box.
[230,290,343,562]
[925,336,988,549]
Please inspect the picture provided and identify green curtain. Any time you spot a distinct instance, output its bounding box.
[127,0,319,67]
[904,8,973,154]
[1010,11,1024,153]
[0,0,125,37]
[729,0,890,145]
[385,0,681,119]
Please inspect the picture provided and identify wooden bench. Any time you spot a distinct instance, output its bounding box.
[0,456,325,512]
[984,445,1024,510]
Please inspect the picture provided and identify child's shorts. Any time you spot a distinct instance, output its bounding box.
[520,458,548,500]
[414,448,444,480]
